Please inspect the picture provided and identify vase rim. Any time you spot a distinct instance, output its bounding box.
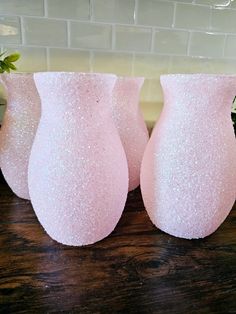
[161,73,236,79]
[34,71,117,79]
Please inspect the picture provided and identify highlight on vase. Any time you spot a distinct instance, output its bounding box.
[112,76,149,191]
[141,74,236,239]
[28,72,129,246]
[0,73,41,200]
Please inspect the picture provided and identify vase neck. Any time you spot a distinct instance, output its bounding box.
[112,77,144,111]
[34,73,116,118]
[161,74,236,112]
[1,74,38,107]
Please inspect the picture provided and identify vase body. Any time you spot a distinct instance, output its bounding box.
[29,72,128,246]
[112,77,149,191]
[141,74,236,239]
[0,73,41,199]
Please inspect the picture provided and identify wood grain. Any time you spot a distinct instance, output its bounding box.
[0,170,235,314]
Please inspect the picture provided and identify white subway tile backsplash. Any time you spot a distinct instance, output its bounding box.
[225,35,236,57]
[0,0,44,16]
[140,78,163,103]
[2,0,236,65]
[47,0,90,20]
[92,51,133,75]
[211,8,236,33]
[92,0,135,24]
[175,3,211,30]
[23,17,67,46]
[189,32,225,58]
[2,45,47,72]
[0,16,21,44]
[154,29,189,55]
[169,55,215,73]
[208,57,236,73]
[115,25,152,52]
[169,55,236,74]
[1,0,236,111]
[133,54,170,78]
[70,21,112,49]
[137,0,174,27]
[48,48,90,71]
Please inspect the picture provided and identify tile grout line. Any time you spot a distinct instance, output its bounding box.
[172,2,177,28]
[19,16,25,45]
[209,3,213,31]
[44,0,48,17]
[150,27,155,53]
[90,0,94,21]
[111,24,116,50]
[67,20,70,48]
[134,0,138,25]
[187,31,192,57]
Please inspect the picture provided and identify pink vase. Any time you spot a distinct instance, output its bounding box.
[28,72,128,246]
[0,73,41,199]
[112,77,149,191]
[141,74,236,239]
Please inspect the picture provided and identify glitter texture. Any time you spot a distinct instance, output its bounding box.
[0,73,41,199]
[141,74,236,239]
[112,77,149,191]
[29,72,128,246]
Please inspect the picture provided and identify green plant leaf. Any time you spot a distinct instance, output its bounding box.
[6,62,17,70]
[0,51,20,73]
[0,60,7,70]
[0,60,10,73]
[4,52,20,63]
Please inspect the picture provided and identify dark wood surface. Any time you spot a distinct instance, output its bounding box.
[0,171,235,314]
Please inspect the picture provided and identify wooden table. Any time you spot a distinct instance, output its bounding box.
[0,171,235,314]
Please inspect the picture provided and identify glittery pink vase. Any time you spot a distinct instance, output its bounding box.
[28,72,128,246]
[0,73,41,199]
[141,74,236,239]
[112,77,149,191]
